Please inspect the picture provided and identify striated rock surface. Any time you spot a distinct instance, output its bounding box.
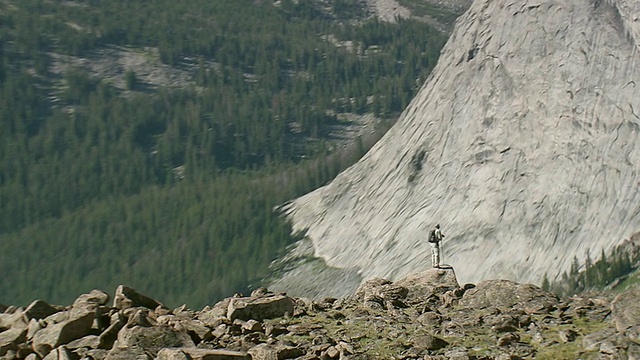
[277,0,640,297]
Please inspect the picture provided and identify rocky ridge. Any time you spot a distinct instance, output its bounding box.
[277,0,640,296]
[1,270,639,359]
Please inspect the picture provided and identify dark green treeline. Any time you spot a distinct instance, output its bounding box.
[0,0,455,307]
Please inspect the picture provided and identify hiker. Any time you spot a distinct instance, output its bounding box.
[429,224,445,268]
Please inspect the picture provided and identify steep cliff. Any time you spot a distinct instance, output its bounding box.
[275,0,640,297]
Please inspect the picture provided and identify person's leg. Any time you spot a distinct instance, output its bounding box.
[431,243,439,268]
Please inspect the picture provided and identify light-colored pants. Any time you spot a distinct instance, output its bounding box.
[431,243,440,268]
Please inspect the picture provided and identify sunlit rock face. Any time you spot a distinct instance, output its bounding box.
[275,0,640,298]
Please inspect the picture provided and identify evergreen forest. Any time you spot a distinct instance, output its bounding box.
[0,0,459,308]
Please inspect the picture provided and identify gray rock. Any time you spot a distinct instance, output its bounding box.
[349,278,409,310]
[626,325,640,342]
[411,333,448,351]
[497,332,520,347]
[24,301,60,321]
[611,290,640,332]
[444,347,471,360]
[25,353,41,360]
[104,346,149,360]
[241,319,263,333]
[198,298,231,325]
[628,342,640,360]
[116,325,195,356]
[157,315,212,343]
[273,0,640,298]
[124,308,154,328]
[247,343,303,360]
[159,348,250,360]
[0,326,27,356]
[73,290,109,308]
[32,310,95,358]
[558,329,578,343]
[394,268,460,301]
[27,319,43,341]
[76,348,108,360]
[112,286,162,311]
[97,312,126,350]
[227,295,294,322]
[582,328,617,352]
[0,309,27,331]
[65,335,100,350]
[459,280,558,312]
[156,348,190,360]
[41,346,78,360]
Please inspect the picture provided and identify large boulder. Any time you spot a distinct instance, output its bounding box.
[156,315,212,344]
[348,278,409,310]
[459,280,558,312]
[0,327,27,356]
[158,348,250,360]
[32,310,95,357]
[113,286,163,311]
[411,333,449,351]
[115,325,195,356]
[611,290,640,332]
[227,295,294,322]
[395,268,461,302]
[0,309,28,331]
[73,290,109,309]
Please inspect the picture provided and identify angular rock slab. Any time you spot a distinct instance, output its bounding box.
[158,348,250,360]
[42,345,78,360]
[32,310,95,357]
[113,285,162,310]
[227,295,294,322]
[24,300,60,321]
[0,326,27,356]
[611,290,640,332]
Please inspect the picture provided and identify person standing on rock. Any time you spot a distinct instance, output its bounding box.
[429,224,445,268]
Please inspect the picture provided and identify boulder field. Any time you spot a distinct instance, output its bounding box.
[1,269,639,359]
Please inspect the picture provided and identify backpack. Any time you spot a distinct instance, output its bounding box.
[429,229,437,243]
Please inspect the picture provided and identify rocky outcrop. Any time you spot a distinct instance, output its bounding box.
[227,293,294,322]
[0,271,637,359]
[611,290,640,334]
[277,0,640,298]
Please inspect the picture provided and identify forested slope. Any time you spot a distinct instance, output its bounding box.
[0,0,458,307]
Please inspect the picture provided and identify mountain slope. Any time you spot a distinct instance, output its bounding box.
[276,0,640,297]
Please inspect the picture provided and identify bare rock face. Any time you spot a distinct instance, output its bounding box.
[277,0,640,297]
[611,290,640,332]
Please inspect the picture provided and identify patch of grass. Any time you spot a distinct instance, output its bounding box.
[613,268,640,292]
[532,318,610,360]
